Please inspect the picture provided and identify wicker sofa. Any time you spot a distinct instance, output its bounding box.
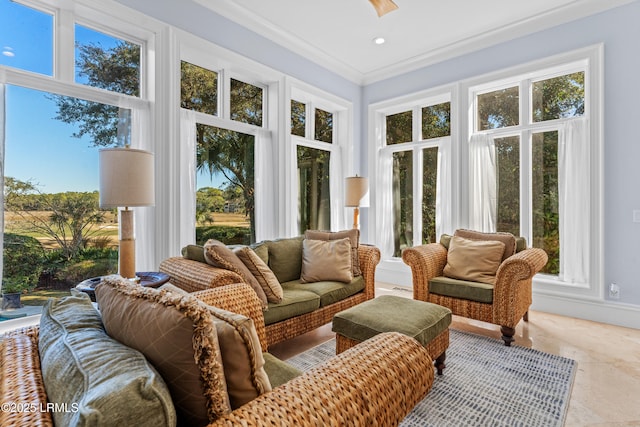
[0,281,433,427]
[159,236,381,349]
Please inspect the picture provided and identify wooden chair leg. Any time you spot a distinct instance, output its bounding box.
[523,311,529,322]
[500,326,515,346]
[434,351,446,376]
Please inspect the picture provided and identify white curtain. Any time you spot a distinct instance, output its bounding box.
[131,106,155,271]
[254,129,276,241]
[0,84,5,285]
[376,151,395,258]
[179,109,197,250]
[329,147,345,231]
[559,118,589,284]
[435,141,452,239]
[469,133,497,232]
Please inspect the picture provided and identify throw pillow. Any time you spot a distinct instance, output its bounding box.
[443,235,506,285]
[305,229,362,277]
[158,282,272,409]
[300,238,353,283]
[235,246,284,304]
[454,229,516,261]
[95,277,230,426]
[203,239,268,309]
[38,289,176,427]
[181,244,206,263]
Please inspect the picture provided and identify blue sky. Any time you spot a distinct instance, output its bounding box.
[1,0,220,194]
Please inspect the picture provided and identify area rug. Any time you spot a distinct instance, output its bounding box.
[285,329,577,427]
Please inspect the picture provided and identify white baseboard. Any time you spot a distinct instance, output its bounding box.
[531,292,640,330]
[376,260,640,330]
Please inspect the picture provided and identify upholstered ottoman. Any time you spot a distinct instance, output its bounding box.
[332,295,452,374]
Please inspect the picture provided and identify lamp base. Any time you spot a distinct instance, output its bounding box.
[119,209,136,279]
[352,207,360,230]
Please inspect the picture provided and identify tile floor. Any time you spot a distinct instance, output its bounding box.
[269,283,640,427]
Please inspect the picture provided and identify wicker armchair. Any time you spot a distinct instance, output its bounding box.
[402,232,547,346]
[0,283,434,427]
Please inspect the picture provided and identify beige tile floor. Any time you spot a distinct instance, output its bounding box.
[269,283,640,427]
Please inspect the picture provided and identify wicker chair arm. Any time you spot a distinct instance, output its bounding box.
[192,283,268,352]
[358,244,381,300]
[159,257,243,293]
[209,332,434,427]
[401,244,448,301]
[495,248,549,285]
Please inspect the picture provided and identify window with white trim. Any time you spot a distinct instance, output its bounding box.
[378,94,452,257]
[468,57,595,287]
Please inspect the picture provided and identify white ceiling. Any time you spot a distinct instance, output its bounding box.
[196,0,634,84]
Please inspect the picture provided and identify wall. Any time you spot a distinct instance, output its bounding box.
[362,1,640,319]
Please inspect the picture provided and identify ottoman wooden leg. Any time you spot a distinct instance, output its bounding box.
[434,351,446,376]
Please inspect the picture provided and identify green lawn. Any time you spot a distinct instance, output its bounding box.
[21,289,72,306]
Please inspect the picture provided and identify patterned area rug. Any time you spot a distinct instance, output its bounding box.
[286,329,577,427]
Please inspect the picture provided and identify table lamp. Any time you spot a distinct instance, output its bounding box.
[345,175,369,229]
[99,147,155,280]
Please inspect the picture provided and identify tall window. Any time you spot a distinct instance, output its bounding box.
[0,0,151,293]
[181,61,264,244]
[290,93,345,234]
[471,69,586,278]
[382,100,450,257]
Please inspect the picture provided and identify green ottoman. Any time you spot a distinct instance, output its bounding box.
[332,295,452,375]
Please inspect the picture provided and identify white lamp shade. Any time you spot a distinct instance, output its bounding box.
[99,147,155,208]
[345,176,369,207]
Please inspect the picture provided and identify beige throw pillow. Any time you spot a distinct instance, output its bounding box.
[305,229,361,277]
[235,246,284,304]
[443,236,506,285]
[454,229,516,262]
[300,238,353,283]
[203,239,268,309]
[95,278,230,426]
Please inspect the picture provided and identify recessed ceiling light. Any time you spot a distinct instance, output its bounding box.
[373,37,386,45]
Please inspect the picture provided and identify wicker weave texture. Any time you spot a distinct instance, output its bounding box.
[159,257,242,293]
[402,243,548,330]
[193,283,268,351]
[0,328,53,427]
[208,332,434,426]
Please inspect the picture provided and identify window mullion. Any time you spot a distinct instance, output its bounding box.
[413,146,423,247]
[520,130,531,242]
[56,8,74,82]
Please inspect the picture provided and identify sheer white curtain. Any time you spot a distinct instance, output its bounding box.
[559,118,589,284]
[469,133,497,232]
[435,141,452,239]
[254,129,276,241]
[179,109,197,250]
[131,106,156,271]
[329,147,345,231]
[0,84,5,284]
[376,151,395,258]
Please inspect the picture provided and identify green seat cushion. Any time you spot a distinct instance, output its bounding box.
[263,288,320,325]
[38,290,176,427]
[429,276,494,304]
[262,353,301,388]
[332,295,451,346]
[264,236,304,283]
[282,276,365,307]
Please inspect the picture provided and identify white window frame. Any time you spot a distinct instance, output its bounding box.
[368,85,457,281]
[461,44,604,300]
[285,78,353,236]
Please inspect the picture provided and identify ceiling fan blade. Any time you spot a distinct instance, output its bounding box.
[369,0,398,17]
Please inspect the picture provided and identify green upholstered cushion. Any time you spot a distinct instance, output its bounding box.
[263,288,320,325]
[516,237,527,253]
[440,234,452,249]
[332,295,451,346]
[429,276,494,304]
[282,276,365,307]
[181,244,206,263]
[38,290,176,427]
[251,241,269,265]
[262,353,301,388]
[265,236,304,283]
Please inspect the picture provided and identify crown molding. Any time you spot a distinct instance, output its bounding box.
[196,0,635,87]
